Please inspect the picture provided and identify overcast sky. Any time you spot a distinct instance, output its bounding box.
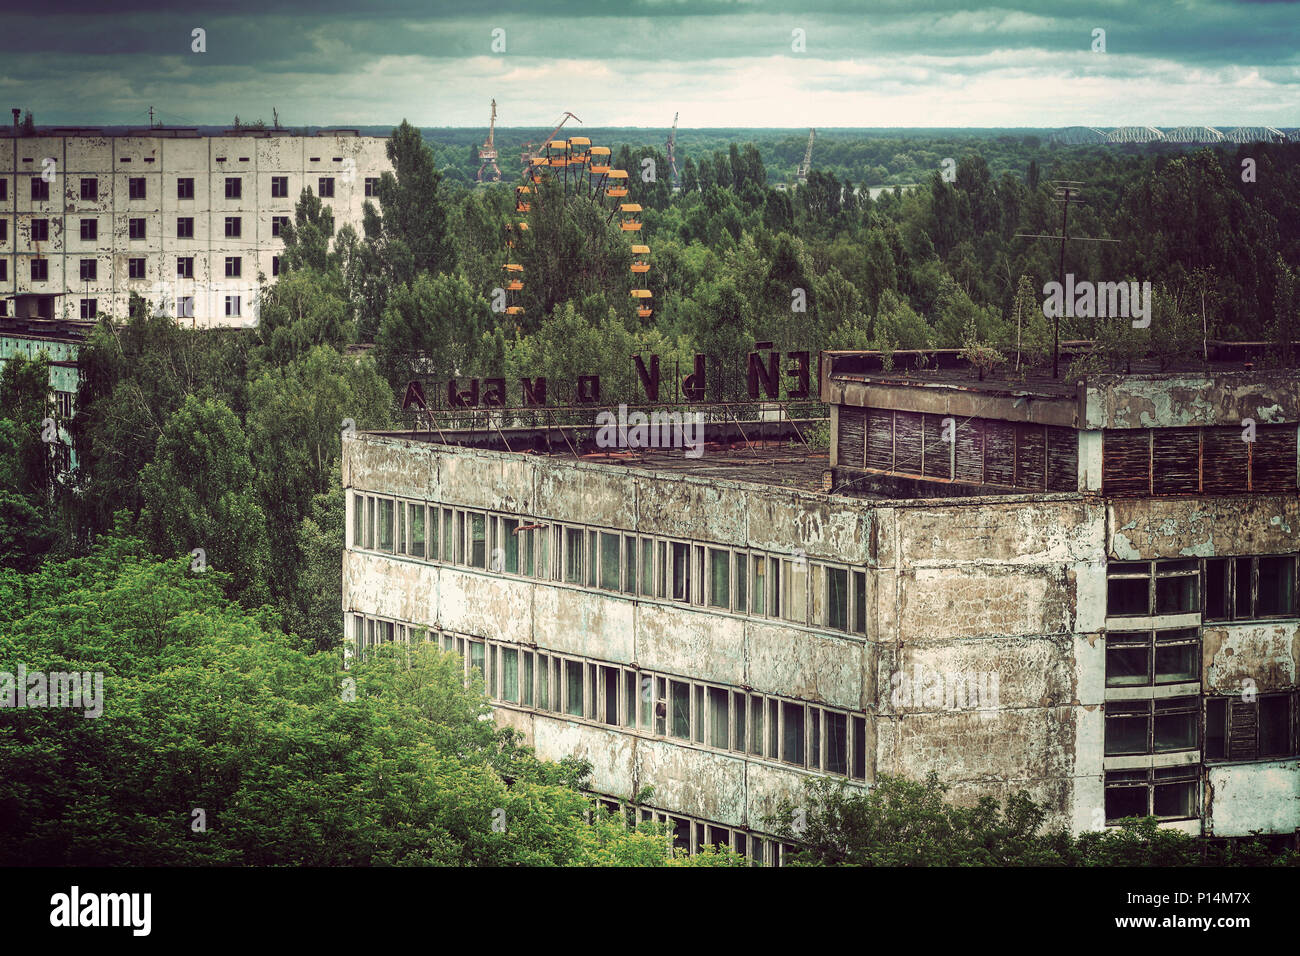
[3,1,1298,129]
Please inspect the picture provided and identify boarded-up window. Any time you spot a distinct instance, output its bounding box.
[1152,429,1200,495]
[864,408,893,471]
[1202,427,1249,494]
[1252,426,1298,493]
[1014,424,1046,490]
[1103,431,1150,495]
[894,411,923,475]
[1045,426,1078,492]
[837,407,865,468]
[954,419,984,484]
[922,414,952,480]
[984,421,1016,487]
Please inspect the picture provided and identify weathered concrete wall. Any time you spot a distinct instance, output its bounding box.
[1208,761,1300,836]
[344,432,1299,840]
[1203,621,1300,694]
[1109,496,1299,559]
[1085,373,1300,430]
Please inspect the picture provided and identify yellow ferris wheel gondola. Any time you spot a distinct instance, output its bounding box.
[506,128,652,321]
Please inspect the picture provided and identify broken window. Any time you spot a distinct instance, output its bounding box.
[751,555,768,615]
[1155,560,1199,614]
[599,532,619,590]
[671,542,690,601]
[781,557,807,624]
[177,257,193,278]
[826,711,848,774]
[565,660,583,716]
[79,259,96,281]
[827,567,849,631]
[470,513,486,568]
[1105,768,1197,823]
[708,548,730,608]
[709,686,728,748]
[80,299,96,320]
[1204,555,1298,620]
[782,701,805,765]
[1107,562,1150,616]
[376,498,394,552]
[1106,628,1198,687]
[600,665,618,724]
[409,503,425,558]
[565,527,584,584]
[225,256,241,277]
[1205,693,1297,761]
[1104,697,1198,755]
[669,680,690,739]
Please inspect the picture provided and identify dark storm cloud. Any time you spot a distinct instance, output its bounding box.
[2,1,1297,126]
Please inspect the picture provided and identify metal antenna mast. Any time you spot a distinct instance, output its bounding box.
[1015,180,1120,379]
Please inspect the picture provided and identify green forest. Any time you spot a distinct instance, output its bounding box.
[2,121,1299,864]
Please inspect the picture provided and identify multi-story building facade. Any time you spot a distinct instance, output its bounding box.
[341,353,1299,862]
[1,125,391,327]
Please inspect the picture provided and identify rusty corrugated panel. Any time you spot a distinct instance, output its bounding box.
[1251,426,1298,492]
[894,411,923,475]
[1103,430,1150,496]
[1202,427,1249,494]
[1014,424,1046,490]
[838,407,865,468]
[864,408,893,471]
[922,413,952,480]
[984,421,1016,487]
[1152,428,1201,494]
[954,418,984,484]
[1045,425,1077,492]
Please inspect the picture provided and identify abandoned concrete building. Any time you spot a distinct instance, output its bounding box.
[1,123,391,327]
[341,350,1299,862]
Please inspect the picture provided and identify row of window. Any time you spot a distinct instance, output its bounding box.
[352,615,871,781]
[351,493,872,637]
[1106,556,1298,620]
[68,294,247,320]
[21,255,267,283]
[13,174,377,202]
[595,798,796,866]
[1103,693,1298,759]
[19,214,292,243]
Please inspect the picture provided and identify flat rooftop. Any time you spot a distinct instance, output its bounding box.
[365,422,835,494]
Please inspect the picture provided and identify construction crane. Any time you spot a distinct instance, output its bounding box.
[476,99,501,184]
[796,128,815,185]
[520,111,581,178]
[666,111,680,192]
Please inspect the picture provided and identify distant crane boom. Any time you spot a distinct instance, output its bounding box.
[797,128,815,184]
[476,99,501,184]
[666,111,680,190]
[521,111,582,177]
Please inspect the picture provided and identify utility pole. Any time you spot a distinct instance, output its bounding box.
[148,106,155,128]
[1015,181,1120,378]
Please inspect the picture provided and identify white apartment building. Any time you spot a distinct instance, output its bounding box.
[0,126,392,328]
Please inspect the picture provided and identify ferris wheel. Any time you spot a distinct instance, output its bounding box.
[503,134,653,321]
